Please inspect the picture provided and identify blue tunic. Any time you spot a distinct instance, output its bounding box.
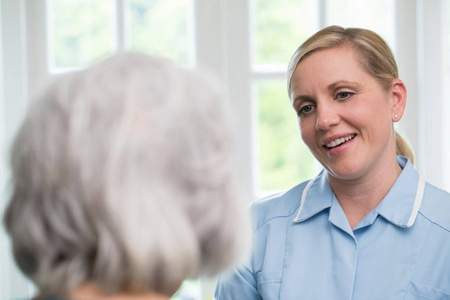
[215,156,450,299]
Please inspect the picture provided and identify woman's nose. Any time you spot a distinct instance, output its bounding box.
[315,103,340,131]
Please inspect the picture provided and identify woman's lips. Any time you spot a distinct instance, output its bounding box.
[324,134,356,149]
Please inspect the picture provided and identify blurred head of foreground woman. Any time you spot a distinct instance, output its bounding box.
[3,52,249,300]
[288,26,412,227]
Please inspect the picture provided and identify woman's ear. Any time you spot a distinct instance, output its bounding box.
[391,79,407,122]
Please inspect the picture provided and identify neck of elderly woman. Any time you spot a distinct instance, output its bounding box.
[35,282,172,300]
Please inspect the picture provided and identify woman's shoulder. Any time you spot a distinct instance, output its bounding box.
[419,181,450,231]
[250,179,312,230]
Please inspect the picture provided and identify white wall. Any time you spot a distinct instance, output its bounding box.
[0,0,7,296]
[416,0,447,188]
[395,0,448,189]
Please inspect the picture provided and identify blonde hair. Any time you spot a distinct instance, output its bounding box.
[4,52,249,297]
[287,25,414,163]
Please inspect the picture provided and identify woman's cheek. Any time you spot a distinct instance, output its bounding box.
[300,121,316,150]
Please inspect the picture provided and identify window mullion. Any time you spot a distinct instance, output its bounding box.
[223,0,253,199]
[115,0,126,51]
[194,0,224,74]
[318,0,327,28]
[27,0,49,98]
[2,0,34,298]
[196,0,253,199]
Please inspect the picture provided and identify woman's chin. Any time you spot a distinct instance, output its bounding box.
[324,163,367,182]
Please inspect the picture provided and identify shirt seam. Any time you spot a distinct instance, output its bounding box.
[278,212,292,299]
[417,211,450,233]
[236,265,261,293]
[409,282,450,296]
[254,205,300,232]
[402,219,432,300]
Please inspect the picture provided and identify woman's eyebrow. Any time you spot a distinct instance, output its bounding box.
[293,80,362,104]
[328,80,362,91]
[293,94,315,105]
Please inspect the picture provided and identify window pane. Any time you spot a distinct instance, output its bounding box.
[252,0,318,68]
[48,0,115,71]
[171,279,201,300]
[326,0,395,47]
[256,80,316,191]
[127,0,193,65]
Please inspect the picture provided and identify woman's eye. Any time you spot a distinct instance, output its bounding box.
[298,105,314,116]
[336,92,353,99]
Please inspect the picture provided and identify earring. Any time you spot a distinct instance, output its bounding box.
[394,114,398,119]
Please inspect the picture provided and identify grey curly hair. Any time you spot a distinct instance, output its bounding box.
[3,52,248,297]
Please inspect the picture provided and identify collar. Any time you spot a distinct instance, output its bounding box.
[293,156,425,228]
[293,169,333,222]
[377,156,425,228]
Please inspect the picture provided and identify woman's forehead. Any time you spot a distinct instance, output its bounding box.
[291,47,371,91]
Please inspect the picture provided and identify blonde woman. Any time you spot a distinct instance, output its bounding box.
[215,26,450,299]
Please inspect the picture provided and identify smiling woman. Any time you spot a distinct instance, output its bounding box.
[215,26,450,300]
[291,46,405,187]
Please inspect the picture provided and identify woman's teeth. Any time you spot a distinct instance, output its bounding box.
[326,134,356,149]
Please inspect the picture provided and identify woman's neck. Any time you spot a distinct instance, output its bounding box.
[61,282,171,300]
[328,154,402,229]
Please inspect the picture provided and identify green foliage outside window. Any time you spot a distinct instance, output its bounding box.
[253,0,318,191]
[128,0,191,65]
[49,0,114,69]
[257,80,316,191]
[171,279,201,300]
[253,0,317,66]
[49,0,191,69]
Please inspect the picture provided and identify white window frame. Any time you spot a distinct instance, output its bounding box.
[444,0,450,192]
[1,0,449,298]
[1,0,34,299]
[415,0,447,189]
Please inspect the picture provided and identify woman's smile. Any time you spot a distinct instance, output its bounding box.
[323,133,356,149]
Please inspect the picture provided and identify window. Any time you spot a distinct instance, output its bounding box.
[48,0,116,71]
[2,1,449,299]
[252,0,318,192]
[252,0,318,68]
[256,79,315,191]
[326,0,395,47]
[252,0,395,194]
[127,0,194,65]
[48,0,194,72]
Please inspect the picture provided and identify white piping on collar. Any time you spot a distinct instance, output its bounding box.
[406,177,425,228]
[293,176,318,222]
[292,176,426,227]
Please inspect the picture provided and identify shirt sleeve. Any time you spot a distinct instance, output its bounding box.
[214,263,262,300]
[215,201,263,299]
